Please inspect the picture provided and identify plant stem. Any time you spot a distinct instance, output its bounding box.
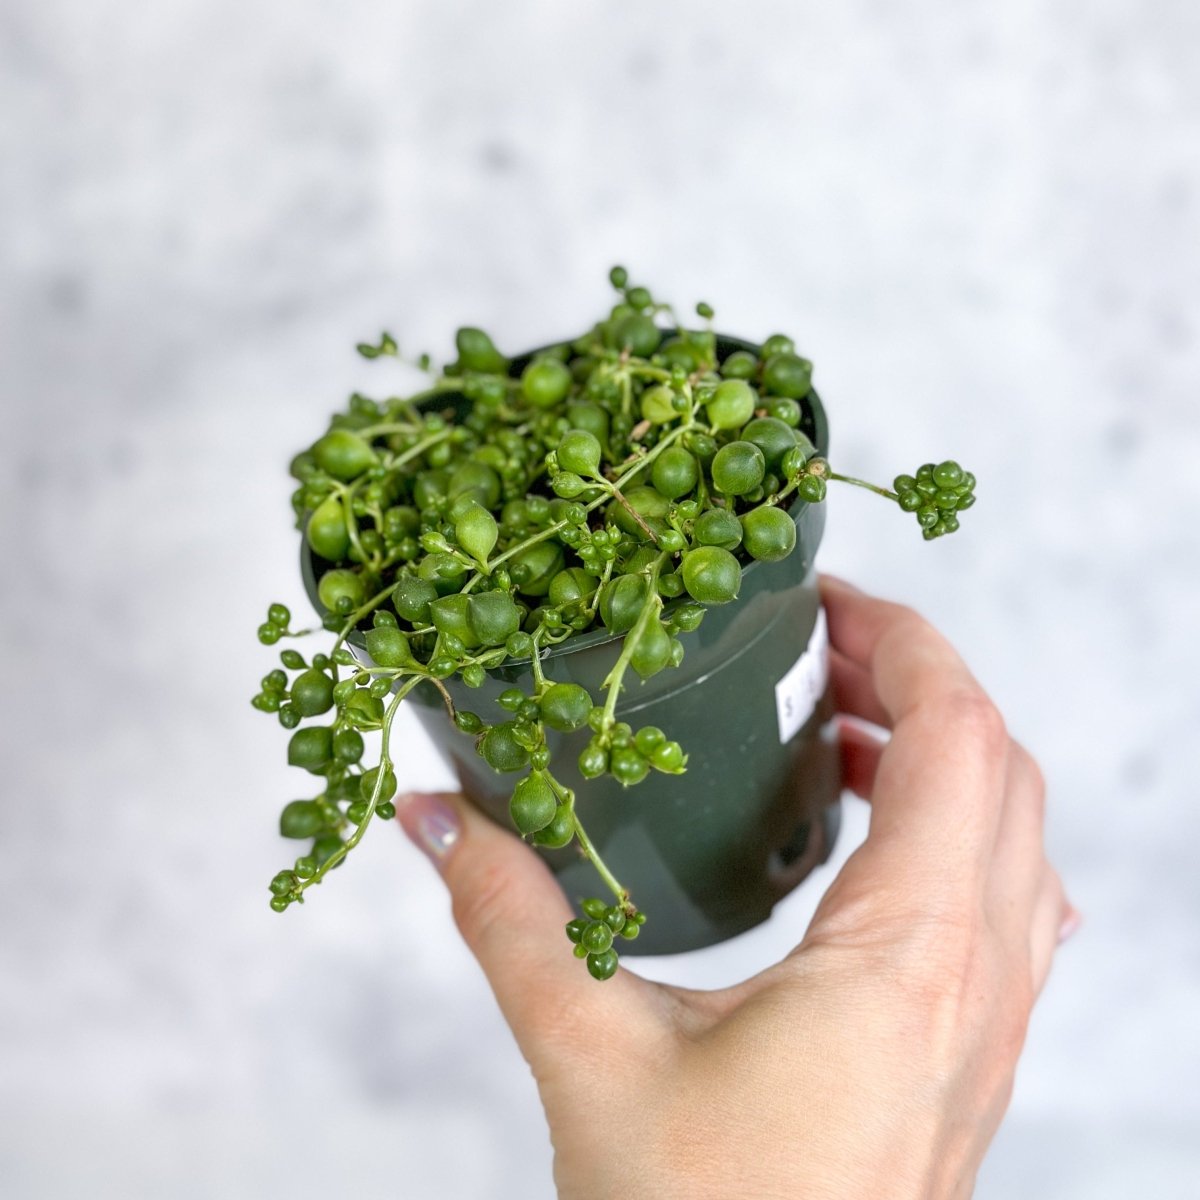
[378,428,454,466]
[295,673,422,896]
[584,556,616,621]
[765,477,799,508]
[427,675,456,721]
[329,580,404,657]
[600,553,667,729]
[827,471,899,502]
[354,420,422,439]
[602,478,658,543]
[334,485,372,568]
[544,754,632,913]
[570,808,628,907]
[529,626,547,692]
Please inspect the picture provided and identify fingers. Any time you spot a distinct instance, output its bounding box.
[830,648,892,730]
[820,576,983,724]
[821,578,1079,996]
[821,584,1009,889]
[1028,864,1073,996]
[985,742,1047,936]
[397,792,649,1062]
[837,718,888,799]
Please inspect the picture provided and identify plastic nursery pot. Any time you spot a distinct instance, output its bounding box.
[301,335,842,956]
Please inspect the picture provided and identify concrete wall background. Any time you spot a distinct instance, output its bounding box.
[2,2,1198,1195]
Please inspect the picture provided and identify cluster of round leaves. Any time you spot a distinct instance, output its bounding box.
[256,603,294,647]
[893,461,976,540]
[257,266,974,980]
[462,680,688,794]
[253,619,404,906]
[566,898,647,981]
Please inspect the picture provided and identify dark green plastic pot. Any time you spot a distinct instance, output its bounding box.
[301,335,842,955]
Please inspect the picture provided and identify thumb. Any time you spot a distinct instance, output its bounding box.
[396,791,641,1057]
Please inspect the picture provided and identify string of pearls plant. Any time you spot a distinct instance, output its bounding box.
[254,268,976,981]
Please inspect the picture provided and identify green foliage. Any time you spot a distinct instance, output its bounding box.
[256,268,976,981]
[892,462,977,540]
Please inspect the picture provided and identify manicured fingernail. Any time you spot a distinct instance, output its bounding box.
[399,794,462,863]
[1058,907,1082,944]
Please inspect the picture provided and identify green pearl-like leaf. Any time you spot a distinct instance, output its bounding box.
[453,501,498,568]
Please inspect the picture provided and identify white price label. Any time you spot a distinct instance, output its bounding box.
[774,608,830,744]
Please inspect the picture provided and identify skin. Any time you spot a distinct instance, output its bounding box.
[397,575,1077,1199]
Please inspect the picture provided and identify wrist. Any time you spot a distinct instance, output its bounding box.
[628,1110,957,1200]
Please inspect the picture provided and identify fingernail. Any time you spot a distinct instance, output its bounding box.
[1058,907,1082,944]
[399,793,462,864]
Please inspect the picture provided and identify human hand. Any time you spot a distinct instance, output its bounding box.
[397,575,1077,1199]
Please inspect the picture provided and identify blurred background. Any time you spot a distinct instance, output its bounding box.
[2,1,1198,1196]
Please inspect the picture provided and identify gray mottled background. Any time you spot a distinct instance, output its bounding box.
[2,1,1198,1196]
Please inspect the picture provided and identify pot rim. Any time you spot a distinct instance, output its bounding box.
[300,331,829,664]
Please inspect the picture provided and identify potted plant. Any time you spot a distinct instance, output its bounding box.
[253,267,976,980]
